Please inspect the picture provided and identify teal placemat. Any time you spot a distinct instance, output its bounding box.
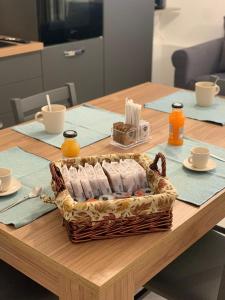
[144,90,225,125]
[146,137,225,206]
[13,105,124,148]
[0,147,55,228]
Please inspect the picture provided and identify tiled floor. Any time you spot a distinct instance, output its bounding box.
[143,292,166,300]
[135,288,166,300]
[218,217,225,228]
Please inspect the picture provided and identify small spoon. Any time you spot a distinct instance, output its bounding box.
[46,94,52,112]
[0,186,42,213]
[212,75,220,86]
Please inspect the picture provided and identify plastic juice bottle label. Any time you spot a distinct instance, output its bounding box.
[169,125,184,140]
[179,127,184,139]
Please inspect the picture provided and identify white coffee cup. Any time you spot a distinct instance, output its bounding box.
[195,81,220,107]
[188,147,209,169]
[35,104,66,134]
[0,168,12,192]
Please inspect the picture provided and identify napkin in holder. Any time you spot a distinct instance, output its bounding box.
[111,98,150,148]
[138,120,150,141]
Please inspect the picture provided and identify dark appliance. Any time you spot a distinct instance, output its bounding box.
[0,42,15,48]
[0,0,103,46]
[155,0,166,9]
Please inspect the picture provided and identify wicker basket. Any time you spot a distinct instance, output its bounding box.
[47,152,177,243]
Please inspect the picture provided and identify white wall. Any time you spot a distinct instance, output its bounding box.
[152,0,225,85]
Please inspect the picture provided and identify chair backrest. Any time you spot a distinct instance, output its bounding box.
[11,82,77,124]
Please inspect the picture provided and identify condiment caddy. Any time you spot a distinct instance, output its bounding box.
[111,98,150,149]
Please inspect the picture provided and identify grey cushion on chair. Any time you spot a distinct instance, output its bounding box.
[172,38,224,91]
[219,40,225,72]
[219,17,225,72]
[188,73,225,96]
[172,17,225,96]
[0,260,58,300]
[145,230,225,300]
[196,73,225,82]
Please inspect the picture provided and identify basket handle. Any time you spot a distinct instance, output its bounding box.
[149,152,166,177]
[50,162,66,192]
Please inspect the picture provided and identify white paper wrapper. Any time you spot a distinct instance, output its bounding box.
[69,166,85,201]
[111,161,136,193]
[125,159,148,188]
[94,162,112,195]
[102,160,123,193]
[78,165,94,199]
[61,165,74,198]
[120,160,140,191]
[85,163,101,197]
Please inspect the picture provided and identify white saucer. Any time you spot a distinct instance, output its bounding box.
[183,159,216,172]
[0,178,22,196]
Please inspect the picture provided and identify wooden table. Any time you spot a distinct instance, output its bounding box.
[1,82,225,300]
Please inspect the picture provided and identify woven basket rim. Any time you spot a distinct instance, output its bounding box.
[52,152,149,166]
[48,152,177,224]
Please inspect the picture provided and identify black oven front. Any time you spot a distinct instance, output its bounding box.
[37,0,103,46]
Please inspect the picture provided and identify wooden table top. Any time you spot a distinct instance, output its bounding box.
[1,82,225,296]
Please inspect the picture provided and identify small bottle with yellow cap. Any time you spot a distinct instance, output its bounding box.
[61,130,80,158]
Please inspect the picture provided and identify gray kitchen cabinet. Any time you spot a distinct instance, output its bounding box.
[0,78,43,114]
[0,52,42,86]
[41,37,104,104]
[0,0,155,127]
[0,52,43,128]
[0,111,18,128]
[0,78,43,127]
[104,0,154,94]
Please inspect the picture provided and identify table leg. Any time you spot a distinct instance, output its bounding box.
[59,277,96,300]
[99,273,134,300]
[59,273,134,300]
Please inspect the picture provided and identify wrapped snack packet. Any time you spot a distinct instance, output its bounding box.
[84,163,101,197]
[78,166,94,200]
[112,161,136,193]
[94,162,112,195]
[102,160,123,193]
[69,166,85,201]
[120,160,139,191]
[125,159,148,188]
[61,165,74,197]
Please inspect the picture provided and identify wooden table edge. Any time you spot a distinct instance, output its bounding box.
[1,82,225,299]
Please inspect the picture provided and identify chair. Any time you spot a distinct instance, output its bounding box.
[172,38,225,95]
[11,82,77,124]
[145,230,225,300]
[0,260,57,300]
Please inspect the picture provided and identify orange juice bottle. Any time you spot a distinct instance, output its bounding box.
[168,103,185,146]
[61,130,80,158]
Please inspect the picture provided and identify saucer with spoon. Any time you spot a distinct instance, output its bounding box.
[0,186,42,213]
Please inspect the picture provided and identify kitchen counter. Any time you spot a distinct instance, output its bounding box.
[0,36,43,58]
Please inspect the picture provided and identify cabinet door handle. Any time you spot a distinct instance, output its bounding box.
[64,49,85,57]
